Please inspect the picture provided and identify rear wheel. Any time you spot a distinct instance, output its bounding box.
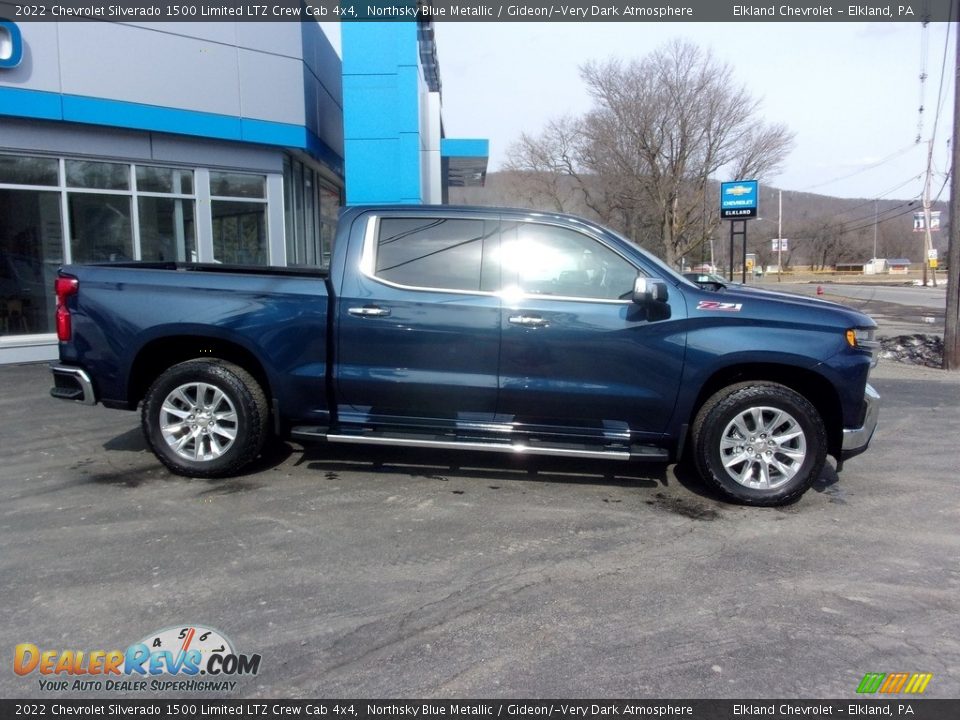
[691,382,826,506]
[142,359,268,478]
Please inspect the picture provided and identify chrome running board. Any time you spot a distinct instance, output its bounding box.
[290,427,669,462]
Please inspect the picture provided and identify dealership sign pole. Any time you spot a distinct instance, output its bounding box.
[720,180,759,283]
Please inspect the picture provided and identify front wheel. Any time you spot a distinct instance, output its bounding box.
[691,382,827,506]
[142,359,269,478]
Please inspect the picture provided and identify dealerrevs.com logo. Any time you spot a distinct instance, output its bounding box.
[14,625,261,692]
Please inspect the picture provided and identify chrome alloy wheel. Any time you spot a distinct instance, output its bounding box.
[159,382,238,462]
[719,405,807,490]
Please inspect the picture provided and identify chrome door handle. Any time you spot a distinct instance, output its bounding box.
[348,306,391,317]
[508,315,547,327]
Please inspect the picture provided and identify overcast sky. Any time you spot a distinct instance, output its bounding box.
[325,22,955,203]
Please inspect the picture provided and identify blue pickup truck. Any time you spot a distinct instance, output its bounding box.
[50,206,879,505]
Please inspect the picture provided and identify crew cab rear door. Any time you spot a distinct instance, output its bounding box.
[335,213,502,431]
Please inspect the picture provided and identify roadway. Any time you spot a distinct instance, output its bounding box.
[758,281,947,310]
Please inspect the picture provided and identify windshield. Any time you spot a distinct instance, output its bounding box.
[605,228,693,286]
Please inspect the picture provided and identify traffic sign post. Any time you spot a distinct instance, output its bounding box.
[721,181,759,283]
[729,220,748,282]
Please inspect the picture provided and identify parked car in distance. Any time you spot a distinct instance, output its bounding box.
[683,272,734,291]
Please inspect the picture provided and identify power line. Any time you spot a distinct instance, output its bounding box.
[830,175,923,216]
[832,196,921,229]
[797,144,918,192]
[929,11,954,146]
[834,204,922,237]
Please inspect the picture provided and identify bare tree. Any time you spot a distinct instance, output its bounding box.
[507,39,795,267]
[503,117,583,213]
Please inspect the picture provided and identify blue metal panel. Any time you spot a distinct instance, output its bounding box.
[441,138,490,158]
[241,118,306,148]
[301,21,343,108]
[341,22,419,75]
[0,86,62,120]
[396,64,422,133]
[0,21,344,175]
[344,138,403,204]
[342,22,425,204]
[0,86,341,170]
[342,75,403,139]
[63,94,242,141]
[398,132,422,203]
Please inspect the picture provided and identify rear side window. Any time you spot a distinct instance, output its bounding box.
[375,217,497,292]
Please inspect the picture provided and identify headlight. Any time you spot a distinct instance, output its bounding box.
[846,327,879,367]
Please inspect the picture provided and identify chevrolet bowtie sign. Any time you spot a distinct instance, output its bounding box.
[720,180,759,219]
[0,21,23,69]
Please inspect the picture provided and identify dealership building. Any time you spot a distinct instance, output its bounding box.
[0,19,488,363]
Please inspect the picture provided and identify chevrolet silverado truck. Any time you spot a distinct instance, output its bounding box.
[50,206,880,505]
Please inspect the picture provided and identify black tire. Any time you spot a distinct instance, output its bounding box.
[141,359,269,478]
[691,381,827,506]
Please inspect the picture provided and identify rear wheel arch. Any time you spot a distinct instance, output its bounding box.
[127,335,273,411]
[141,359,269,478]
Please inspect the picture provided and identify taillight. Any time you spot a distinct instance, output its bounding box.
[55,276,79,341]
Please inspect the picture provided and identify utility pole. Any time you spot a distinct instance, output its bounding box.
[922,139,938,287]
[873,199,878,260]
[777,189,783,282]
[944,5,960,370]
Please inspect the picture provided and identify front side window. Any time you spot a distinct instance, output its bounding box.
[374,217,496,292]
[498,222,637,300]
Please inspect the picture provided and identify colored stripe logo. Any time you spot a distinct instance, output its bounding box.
[857,672,933,694]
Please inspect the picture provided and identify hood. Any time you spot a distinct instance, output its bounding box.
[687,283,877,329]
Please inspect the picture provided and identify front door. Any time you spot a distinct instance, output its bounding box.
[495,220,686,444]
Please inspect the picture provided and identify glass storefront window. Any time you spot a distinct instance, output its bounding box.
[68,193,133,263]
[210,172,264,199]
[66,160,130,190]
[139,197,196,263]
[283,155,341,268]
[318,183,339,267]
[0,151,340,342]
[0,156,58,186]
[0,189,63,336]
[212,201,266,265]
[137,166,194,195]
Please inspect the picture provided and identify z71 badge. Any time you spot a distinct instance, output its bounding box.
[697,301,743,312]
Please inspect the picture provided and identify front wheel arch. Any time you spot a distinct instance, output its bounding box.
[690,381,828,506]
[686,363,843,459]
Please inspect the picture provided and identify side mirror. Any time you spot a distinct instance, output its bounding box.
[632,276,669,304]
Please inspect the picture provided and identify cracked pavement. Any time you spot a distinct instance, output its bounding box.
[1,360,958,698]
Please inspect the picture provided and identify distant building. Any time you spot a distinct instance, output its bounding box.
[836,262,865,274]
[864,258,913,275]
[887,258,913,275]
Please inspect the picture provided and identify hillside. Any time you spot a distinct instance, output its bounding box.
[450,172,948,271]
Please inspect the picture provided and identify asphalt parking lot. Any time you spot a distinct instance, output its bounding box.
[1,359,958,699]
